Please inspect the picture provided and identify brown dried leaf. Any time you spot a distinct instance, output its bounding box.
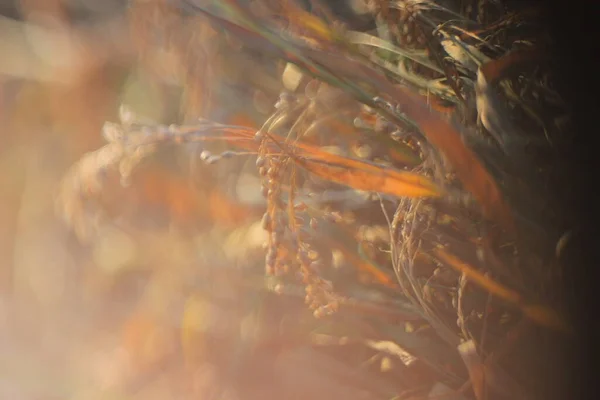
[480,49,546,85]
[386,85,515,232]
[434,248,572,334]
[254,129,442,198]
[298,156,442,198]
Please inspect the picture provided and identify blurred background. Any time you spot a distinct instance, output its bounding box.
[0,1,288,398]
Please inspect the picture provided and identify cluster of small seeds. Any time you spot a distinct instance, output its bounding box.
[256,144,287,276]
[397,4,427,48]
[295,237,341,318]
[256,92,349,317]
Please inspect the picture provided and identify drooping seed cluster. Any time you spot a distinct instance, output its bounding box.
[254,89,362,318]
